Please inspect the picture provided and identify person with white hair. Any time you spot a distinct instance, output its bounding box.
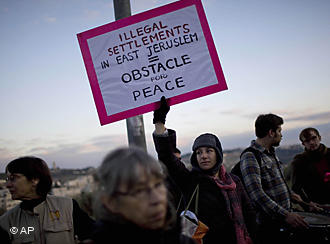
[91,146,196,244]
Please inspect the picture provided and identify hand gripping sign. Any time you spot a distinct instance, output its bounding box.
[77,0,227,125]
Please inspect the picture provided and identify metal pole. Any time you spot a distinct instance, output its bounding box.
[113,0,147,151]
[113,0,131,20]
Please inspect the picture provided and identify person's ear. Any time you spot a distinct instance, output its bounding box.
[31,178,40,187]
[268,129,274,138]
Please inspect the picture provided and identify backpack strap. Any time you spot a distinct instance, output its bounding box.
[240,147,262,167]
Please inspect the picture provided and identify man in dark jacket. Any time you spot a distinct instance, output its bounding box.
[291,127,330,204]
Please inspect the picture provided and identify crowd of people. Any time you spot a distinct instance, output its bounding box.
[0,97,329,244]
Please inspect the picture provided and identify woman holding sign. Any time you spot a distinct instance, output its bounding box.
[152,97,257,244]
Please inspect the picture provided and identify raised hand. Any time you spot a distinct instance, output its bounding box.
[153,96,170,124]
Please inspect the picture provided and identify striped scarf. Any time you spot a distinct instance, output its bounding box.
[212,165,253,244]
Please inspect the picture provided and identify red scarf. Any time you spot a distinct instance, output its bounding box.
[212,165,253,244]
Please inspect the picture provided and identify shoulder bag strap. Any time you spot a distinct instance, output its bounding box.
[183,184,199,216]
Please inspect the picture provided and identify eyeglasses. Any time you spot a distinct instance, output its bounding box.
[113,179,166,199]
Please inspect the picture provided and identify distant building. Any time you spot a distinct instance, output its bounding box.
[51,174,94,198]
[52,161,59,172]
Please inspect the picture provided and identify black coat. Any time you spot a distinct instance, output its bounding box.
[153,129,257,244]
[91,218,195,244]
[291,144,330,204]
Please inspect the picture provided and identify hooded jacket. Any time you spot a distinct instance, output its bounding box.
[153,129,256,244]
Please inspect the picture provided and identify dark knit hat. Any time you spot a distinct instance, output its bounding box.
[190,133,223,175]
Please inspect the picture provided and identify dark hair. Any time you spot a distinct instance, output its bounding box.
[255,114,283,138]
[299,127,320,142]
[6,156,52,197]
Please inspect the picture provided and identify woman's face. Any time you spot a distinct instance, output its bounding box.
[102,165,168,230]
[196,147,217,170]
[5,172,39,200]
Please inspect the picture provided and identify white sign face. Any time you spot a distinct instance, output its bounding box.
[78,0,227,125]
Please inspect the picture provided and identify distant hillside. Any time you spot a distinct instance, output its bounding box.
[181,144,304,170]
[0,167,95,182]
[0,145,304,180]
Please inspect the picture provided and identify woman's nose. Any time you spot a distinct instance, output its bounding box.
[149,188,166,204]
[201,152,208,158]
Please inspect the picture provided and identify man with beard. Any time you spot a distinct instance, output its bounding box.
[240,114,308,244]
[291,127,330,205]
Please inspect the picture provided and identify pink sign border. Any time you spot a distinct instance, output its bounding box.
[77,0,227,125]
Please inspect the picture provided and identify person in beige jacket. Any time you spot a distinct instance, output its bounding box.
[0,156,94,244]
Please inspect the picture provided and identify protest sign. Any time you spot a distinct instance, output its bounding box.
[77,0,227,125]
